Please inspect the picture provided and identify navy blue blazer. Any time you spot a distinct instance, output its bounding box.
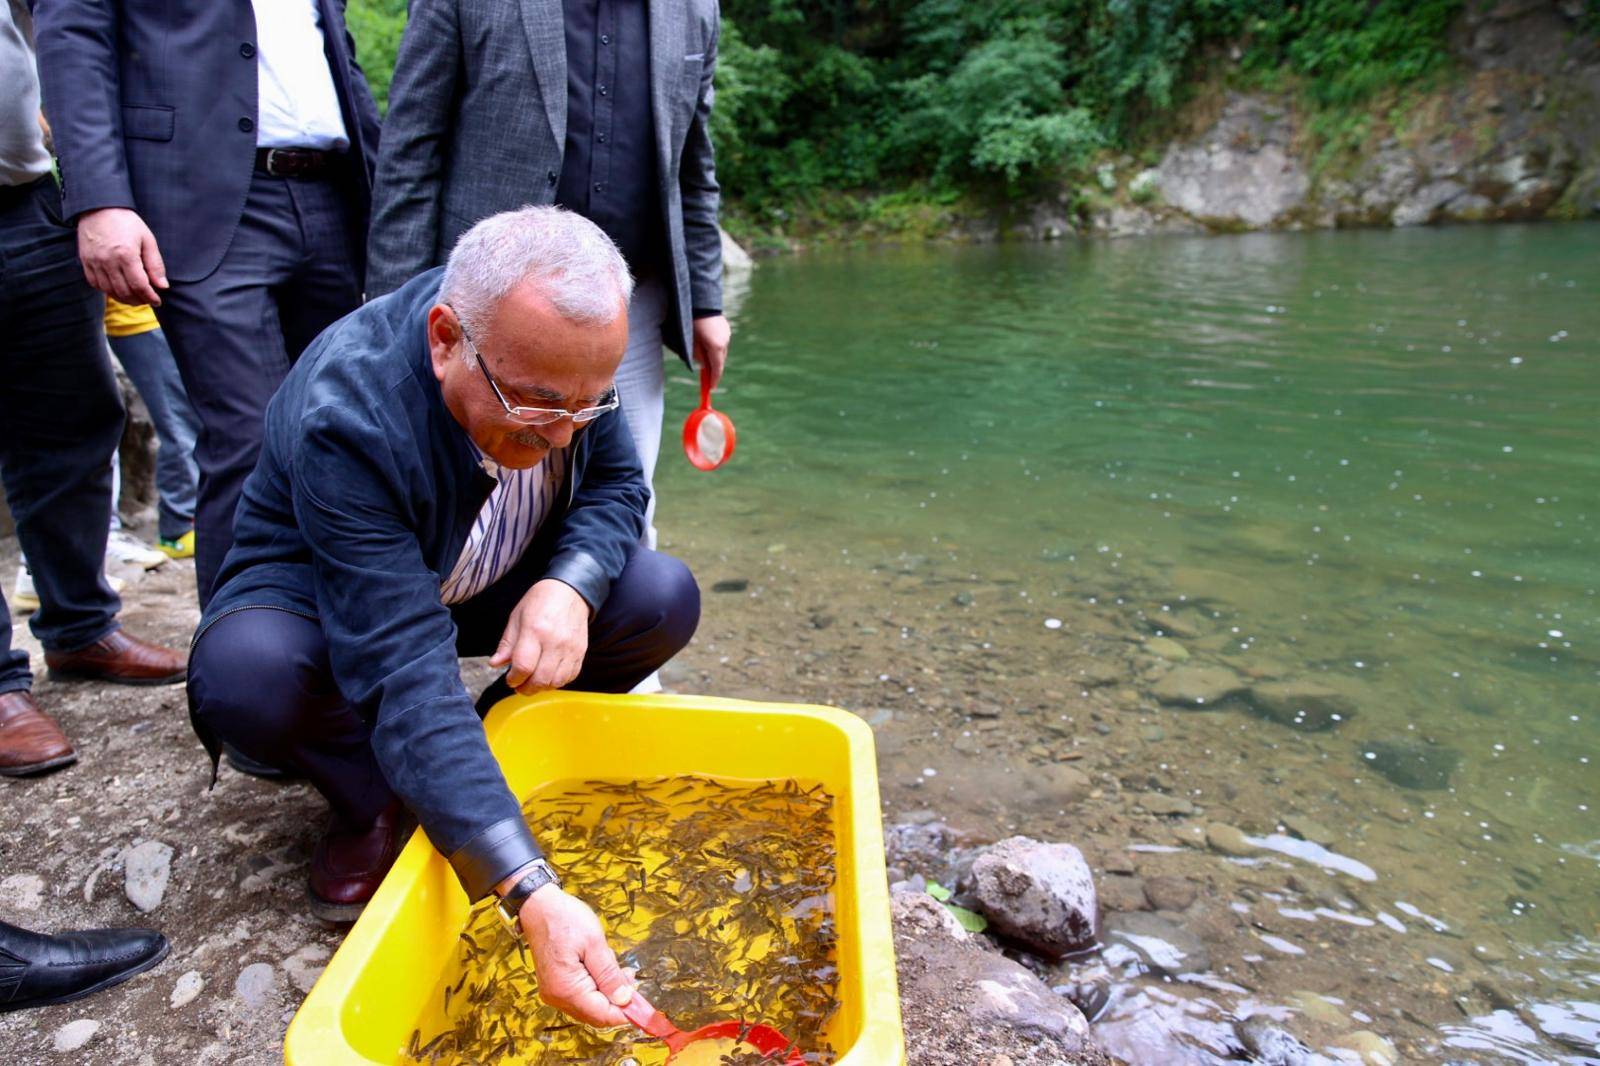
[33,0,381,283]
[195,269,648,898]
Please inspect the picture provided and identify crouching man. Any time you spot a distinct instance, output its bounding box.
[187,207,698,1027]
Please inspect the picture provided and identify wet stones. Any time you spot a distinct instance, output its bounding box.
[1097,875,1149,913]
[1248,681,1358,731]
[1330,1030,1399,1065]
[1151,666,1247,708]
[1136,793,1195,817]
[966,836,1099,959]
[1144,637,1190,662]
[1359,739,1461,790]
[1103,911,1211,976]
[1143,876,1198,912]
[1205,822,1257,856]
[1235,1015,1328,1066]
[123,839,173,913]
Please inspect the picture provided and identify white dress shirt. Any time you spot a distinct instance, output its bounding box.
[251,0,348,150]
[440,449,568,606]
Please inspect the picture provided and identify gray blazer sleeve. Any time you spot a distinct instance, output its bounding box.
[33,0,138,219]
[365,0,460,297]
[679,8,723,315]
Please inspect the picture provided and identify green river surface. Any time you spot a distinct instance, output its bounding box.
[656,222,1598,1064]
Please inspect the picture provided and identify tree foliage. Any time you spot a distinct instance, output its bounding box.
[345,0,1491,217]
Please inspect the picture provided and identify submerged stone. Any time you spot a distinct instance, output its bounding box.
[1144,637,1190,662]
[1248,680,1358,731]
[1103,911,1211,976]
[1151,666,1247,708]
[1235,1015,1328,1066]
[1359,739,1461,790]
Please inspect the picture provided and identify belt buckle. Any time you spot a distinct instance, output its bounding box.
[263,148,286,177]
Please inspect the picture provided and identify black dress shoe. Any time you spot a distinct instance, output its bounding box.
[0,920,169,1012]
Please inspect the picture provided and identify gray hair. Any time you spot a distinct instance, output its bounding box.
[439,206,633,343]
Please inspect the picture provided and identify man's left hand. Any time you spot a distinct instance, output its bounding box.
[692,314,731,392]
[491,579,591,692]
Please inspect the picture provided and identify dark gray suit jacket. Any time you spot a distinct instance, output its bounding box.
[33,0,381,284]
[366,0,722,361]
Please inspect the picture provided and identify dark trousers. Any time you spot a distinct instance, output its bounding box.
[0,178,124,694]
[155,169,362,608]
[187,546,700,828]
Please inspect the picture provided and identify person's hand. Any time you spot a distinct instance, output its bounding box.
[518,884,635,1027]
[490,578,591,693]
[76,207,168,306]
[692,314,731,392]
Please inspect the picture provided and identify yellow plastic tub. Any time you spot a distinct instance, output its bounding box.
[286,691,905,1065]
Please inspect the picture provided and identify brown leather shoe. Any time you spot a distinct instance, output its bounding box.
[0,691,77,777]
[44,628,186,686]
[307,800,410,922]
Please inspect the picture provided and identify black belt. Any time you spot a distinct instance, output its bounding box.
[0,174,51,209]
[254,147,337,179]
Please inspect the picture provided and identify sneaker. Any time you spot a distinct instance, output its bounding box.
[12,565,40,612]
[106,530,167,571]
[9,566,122,614]
[157,530,196,560]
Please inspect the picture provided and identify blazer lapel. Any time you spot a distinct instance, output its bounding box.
[518,0,568,150]
[648,0,686,174]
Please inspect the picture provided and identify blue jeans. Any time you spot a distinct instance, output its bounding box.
[108,328,200,541]
[187,546,699,827]
[0,178,124,694]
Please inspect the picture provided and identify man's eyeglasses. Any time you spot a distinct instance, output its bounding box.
[454,315,619,427]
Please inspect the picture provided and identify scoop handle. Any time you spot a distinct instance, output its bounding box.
[698,359,714,411]
[621,990,683,1046]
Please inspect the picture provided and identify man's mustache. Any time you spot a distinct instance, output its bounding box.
[510,427,552,450]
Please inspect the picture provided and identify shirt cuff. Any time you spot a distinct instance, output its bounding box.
[446,815,545,901]
[692,308,722,319]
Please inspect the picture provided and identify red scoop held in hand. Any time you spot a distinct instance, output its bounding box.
[681,361,736,471]
[620,990,803,1065]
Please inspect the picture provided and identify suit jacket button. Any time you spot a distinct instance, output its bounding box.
[240,42,256,58]
[547,169,558,185]
[238,117,255,133]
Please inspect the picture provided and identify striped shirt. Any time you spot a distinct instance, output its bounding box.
[440,447,567,605]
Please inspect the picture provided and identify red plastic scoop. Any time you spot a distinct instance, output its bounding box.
[681,362,736,471]
[620,990,802,1065]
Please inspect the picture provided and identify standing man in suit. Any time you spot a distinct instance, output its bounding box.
[34,0,382,609]
[368,0,730,561]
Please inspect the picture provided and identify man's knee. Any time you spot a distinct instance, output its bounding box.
[615,549,700,656]
[188,610,330,743]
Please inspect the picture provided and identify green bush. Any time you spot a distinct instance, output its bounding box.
[346,0,408,114]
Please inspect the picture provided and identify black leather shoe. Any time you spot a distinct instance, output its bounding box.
[0,921,169,1012]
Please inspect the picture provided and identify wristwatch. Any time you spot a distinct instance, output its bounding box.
[494,859,561,936]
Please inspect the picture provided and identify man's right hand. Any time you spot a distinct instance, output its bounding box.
[518,883,636,1028]
[76,207,168,306]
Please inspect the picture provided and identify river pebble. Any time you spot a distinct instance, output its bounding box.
[123,840,173,913]
[53,1019,101,1052]
[234,962,279,1010]
[1206,822,1257,856]
[170,970,204,1009]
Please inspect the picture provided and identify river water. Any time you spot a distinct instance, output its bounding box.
[655,223,1598,1064]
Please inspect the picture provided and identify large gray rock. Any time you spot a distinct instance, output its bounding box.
[966,836,1099,959]
[1156,94,1310,228]
[892,893,1111,1066]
